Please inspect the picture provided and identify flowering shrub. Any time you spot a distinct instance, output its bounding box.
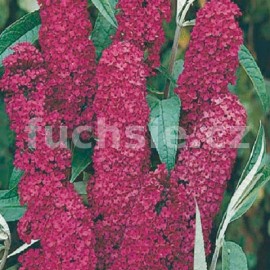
[0,0,269,270]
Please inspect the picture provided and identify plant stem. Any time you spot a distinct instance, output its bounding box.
[163,0,195,99]
[164,23,182,99]
[209,243,221,270]
[210,214,230,270]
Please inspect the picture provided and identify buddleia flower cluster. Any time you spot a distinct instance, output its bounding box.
[1,0,97,268]
[161,0,247,268]
[87,0,171,267]
[0,0,248,269]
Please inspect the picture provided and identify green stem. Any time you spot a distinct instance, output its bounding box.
[163,0,195,99]
[163,23,182,99]
[209,244,221,270]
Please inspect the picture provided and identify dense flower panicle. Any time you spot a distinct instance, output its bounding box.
[111,165,169,270]
[0,0,249,268]
[159,181,194,270]
[38,0,96,132]
[166,94,247,268]
[176,0,243,134]
[0,43,97,269]
[88,41,150,268]
[115,0,171,70]
[18,249,45,270]
[0,43,49,172]
[18,184,97,270]
[164,0,247,267]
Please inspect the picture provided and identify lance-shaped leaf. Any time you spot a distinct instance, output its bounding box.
[227,123,266,222]
[239,45,270,112]
[70,147,93,183]
[170,59,184,95]
[91,0,117,59]
[7,239,39,259]
[0,11,40,70]
[194,201,207,270]
[236,123,265,188]
[231,165,270,222]
[0,168,24,200]
[147,94,181,171]
[211,124,267,270]
[177,0,188,21]
[92,0,117,28]
[0,196,26,222]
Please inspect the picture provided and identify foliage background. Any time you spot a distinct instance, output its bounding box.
[0,0,269,269]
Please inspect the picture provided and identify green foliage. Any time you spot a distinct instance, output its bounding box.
[91,0,117,28]
[229,124,266,222]
[0,168,24,221]
[156,66,178,88]
[239,45,270,112]
[232,165,270,223]
[147,94,181,170]
[194,201,207,270]
[219,124,266,228]
[236,123,265,188]
[0,168,23,199]
[222,241,248,270]
[0,196,25,222]
[0,99,14,190]
[170,59,184,95]
[91,0,117,59]
[211,124,268,270]
[6,265,19,270]
[74,181,87,195]
[71,147,93,183]
[0,10,40,74]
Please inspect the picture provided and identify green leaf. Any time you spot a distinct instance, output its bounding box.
[231,166,270,222]
[177,0,188,19]
[215,124,266,251]
[7,240,39,259]
[0,97,15,189]
[92,0,117,28]
[0,168,23,200]
[239,45,270,112]
[194,201,207,270]
[147,94,181,170]
[74,181,87,195]
[0,11,40,70]
[228,124,266,222]
[71,147,93,183]
[170,59,184,95]
[237,123,265,188]
[222,241,248,270]
[6,265,19,270]
[9,168,23,190]
[91,0,117,59]
[156,66,178,87]
[0,196,26,222]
